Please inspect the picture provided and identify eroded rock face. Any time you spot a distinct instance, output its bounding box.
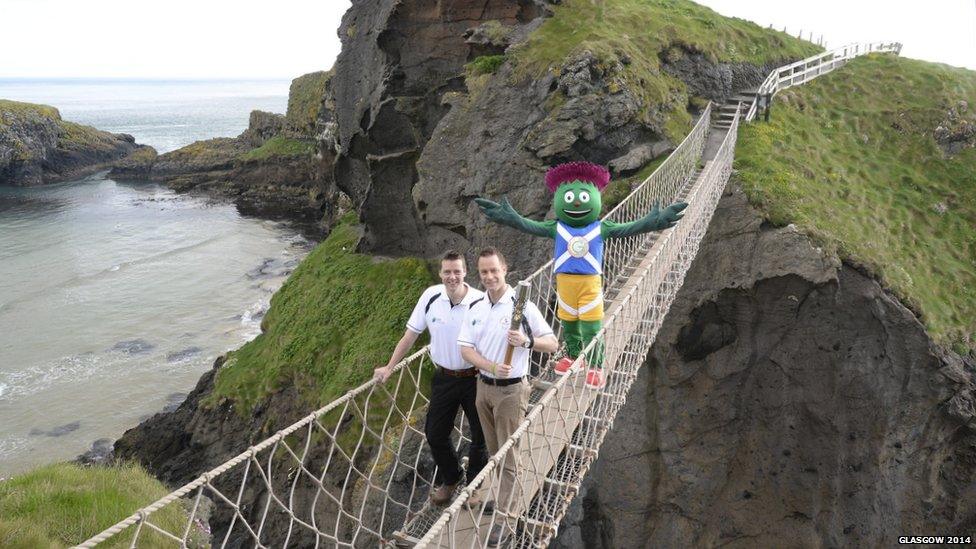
[659,44,785,102]
[329,0,553,256]
[551,184,976,548]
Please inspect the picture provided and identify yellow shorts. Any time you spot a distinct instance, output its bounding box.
[556,273,604,322]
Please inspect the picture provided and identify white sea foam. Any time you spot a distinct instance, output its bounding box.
[2,353,106,399]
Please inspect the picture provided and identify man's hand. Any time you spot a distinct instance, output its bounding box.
[493,362,513,377]
[647,201,688,230]
[373,365,393,383]
[474,196,521,225]
[506,329,527,349]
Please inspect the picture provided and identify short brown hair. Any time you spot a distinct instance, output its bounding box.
[477,246,507,266]
[441,250,463,263]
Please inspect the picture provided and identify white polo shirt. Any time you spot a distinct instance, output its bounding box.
[406,283,485,370]
[457,285,554,379]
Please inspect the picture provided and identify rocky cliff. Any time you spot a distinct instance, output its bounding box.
[0,99,143,186]
[551,184,976,547]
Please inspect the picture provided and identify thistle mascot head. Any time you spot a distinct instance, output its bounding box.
[545,161,609,227]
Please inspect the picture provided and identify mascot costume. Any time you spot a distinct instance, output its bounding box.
[475,161,687,389]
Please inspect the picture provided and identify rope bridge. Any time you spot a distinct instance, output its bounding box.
[77,42,899,549]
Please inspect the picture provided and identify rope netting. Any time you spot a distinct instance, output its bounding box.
[78,41,900,549]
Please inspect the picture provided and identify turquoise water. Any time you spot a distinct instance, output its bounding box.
[0,80,309,475]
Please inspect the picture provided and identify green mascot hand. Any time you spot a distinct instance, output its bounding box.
[474,196,554,238]
[646,201,689,230]
[474,196,521,225]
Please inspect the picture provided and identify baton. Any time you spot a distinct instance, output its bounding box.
[503,280,531,367]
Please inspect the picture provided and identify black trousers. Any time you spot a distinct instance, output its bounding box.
[424,370,488,486]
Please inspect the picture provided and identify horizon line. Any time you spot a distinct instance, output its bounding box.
[0,76,307,82]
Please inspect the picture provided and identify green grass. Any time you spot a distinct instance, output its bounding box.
[603,154,669,212]
[285,70,332,136]
[0,99,60,122]
[160,137,243,164]
[736,54,976,353]
[241,136,316,162]
[0,463,199,548]
[508,0,822,143]
[208,213,435,414]
[467,55,507,76]
[58,121,124,153]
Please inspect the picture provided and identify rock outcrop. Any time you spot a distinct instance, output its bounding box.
[935,100,976,156]
[551,184,976,548]
[0,99,144,186]
[111,71,340,234]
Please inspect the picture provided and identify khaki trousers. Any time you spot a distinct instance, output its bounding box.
[475,377,530,522]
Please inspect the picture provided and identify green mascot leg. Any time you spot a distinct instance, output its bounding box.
[561,319,583,359]
[580,320,604,368]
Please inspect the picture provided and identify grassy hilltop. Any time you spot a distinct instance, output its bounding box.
[509,0,820,141]
[737,54,976,353]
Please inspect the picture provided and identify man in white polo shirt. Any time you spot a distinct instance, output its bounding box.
[458,247,558,547]
[374,251,487,506]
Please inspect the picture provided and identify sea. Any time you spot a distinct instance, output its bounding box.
[0,78,310,476]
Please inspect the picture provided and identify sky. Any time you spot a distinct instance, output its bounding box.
[0,0,973,79]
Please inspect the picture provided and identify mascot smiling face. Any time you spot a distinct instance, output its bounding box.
[554,180,602,227]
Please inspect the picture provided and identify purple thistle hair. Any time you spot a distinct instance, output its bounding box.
[545,161,610,192]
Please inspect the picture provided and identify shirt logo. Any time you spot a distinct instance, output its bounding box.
[500,316,510,327]
[430,316,442,324]
[568,236,589,258]
[471,318,482,326]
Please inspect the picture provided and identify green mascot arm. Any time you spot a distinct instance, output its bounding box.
[474,197,557,238]
[602,201,688,239]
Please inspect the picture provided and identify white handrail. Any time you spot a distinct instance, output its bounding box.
[747,41,901,121]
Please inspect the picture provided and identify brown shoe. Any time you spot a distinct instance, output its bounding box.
[431,483,457,505]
